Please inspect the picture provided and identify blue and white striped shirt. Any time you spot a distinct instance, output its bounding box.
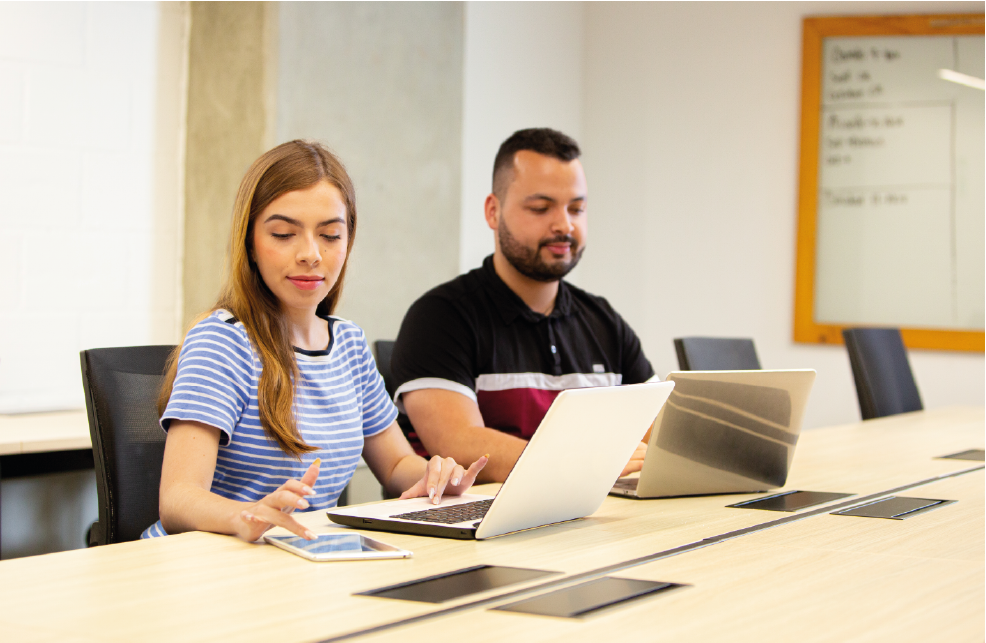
[142,310,397,538]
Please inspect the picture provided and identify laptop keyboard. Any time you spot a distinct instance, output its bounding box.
[391,499,494,524]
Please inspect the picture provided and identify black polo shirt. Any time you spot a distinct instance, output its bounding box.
[391,256,654,453]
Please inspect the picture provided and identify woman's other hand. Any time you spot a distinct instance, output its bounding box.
[236,458,321,542]
[399,454,489,505]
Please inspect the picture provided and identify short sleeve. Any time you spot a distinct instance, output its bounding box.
[352,327,399,438]
[161,314,253,446]
[391,294,479,408]
[618,314,655,384]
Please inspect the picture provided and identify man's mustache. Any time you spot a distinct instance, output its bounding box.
[539,235,577,249]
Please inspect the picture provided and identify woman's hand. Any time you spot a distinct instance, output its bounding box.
[235,458,321,542]
[399,454,489,505]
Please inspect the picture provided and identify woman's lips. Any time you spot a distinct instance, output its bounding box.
[288,276,324,291]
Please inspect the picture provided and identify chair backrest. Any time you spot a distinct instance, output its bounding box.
[842,327,922,420]
[674,337,762,371]
[372,339,418,460]
[80,345,176,545]
[373,340,397,398]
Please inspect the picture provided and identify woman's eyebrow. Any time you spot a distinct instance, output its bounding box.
[263,214,345,227]
[264,213,300,225]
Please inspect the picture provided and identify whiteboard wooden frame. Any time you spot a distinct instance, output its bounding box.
[793,14,985,352]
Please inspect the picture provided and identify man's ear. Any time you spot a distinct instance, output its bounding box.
[484,193,500,231]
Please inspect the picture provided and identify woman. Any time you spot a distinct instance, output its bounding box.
[144,140,486,541]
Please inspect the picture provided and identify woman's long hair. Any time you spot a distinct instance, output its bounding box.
[159,140,357,457]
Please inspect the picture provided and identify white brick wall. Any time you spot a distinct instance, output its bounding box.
[0,2,177,413]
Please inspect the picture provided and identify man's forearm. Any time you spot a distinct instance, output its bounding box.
[418,424,526,483]
[403,388,528,483]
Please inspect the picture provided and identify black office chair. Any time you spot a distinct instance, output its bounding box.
[372,340,397,399]
[373,339,415,438]
[373,339,414,499]
[842,327,923,420]
[674,337,762,371]
[80,345,176,546]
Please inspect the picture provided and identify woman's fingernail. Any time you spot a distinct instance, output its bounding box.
[302,485,314,495]
[313,458,321,467]
[242,511,255,521]
[428,487,435,500]
[484,454,490,459]
[452,477,461,486]
[305,530,315,540]
[297,498,309,509]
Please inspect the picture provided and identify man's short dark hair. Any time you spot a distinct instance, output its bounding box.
[492,128,581,199]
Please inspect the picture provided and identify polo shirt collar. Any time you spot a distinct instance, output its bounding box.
[481,255,573,324]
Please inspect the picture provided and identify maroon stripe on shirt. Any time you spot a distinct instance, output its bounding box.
[477,387,562,440]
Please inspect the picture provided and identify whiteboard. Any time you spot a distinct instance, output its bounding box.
[813,34,985,331]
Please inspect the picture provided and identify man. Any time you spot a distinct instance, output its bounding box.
[390,128,655,482]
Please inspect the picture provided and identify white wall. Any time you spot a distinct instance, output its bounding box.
[0,1,186,559]
[459,1,584,273]
[578,1,985,428]
[0,2,182,414]
[460,1,984,429]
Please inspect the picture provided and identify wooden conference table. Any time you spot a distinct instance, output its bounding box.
[0,407,981,642]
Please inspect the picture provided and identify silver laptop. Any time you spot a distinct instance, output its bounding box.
[611,370,815,498]
[328,381,675,540]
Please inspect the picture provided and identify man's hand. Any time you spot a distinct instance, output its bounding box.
[619,441,648,478]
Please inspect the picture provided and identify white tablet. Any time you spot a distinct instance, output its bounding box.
[264,532,412,562]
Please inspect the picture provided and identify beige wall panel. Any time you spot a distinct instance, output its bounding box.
[276,2,463,345]
[152,1,189,344]
[182,2,269,328]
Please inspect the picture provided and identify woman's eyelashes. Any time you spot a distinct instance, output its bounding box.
[269,232,342,241]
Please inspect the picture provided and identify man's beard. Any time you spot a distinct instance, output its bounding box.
[498,218,584,282]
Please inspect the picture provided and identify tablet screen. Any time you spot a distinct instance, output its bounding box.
[268,533,371,555]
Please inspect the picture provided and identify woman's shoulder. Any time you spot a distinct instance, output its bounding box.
[323,316,373,361]
[183,310,255,358]
[325,315,366,342]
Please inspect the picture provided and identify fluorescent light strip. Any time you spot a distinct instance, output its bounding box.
[938,68,986,90]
